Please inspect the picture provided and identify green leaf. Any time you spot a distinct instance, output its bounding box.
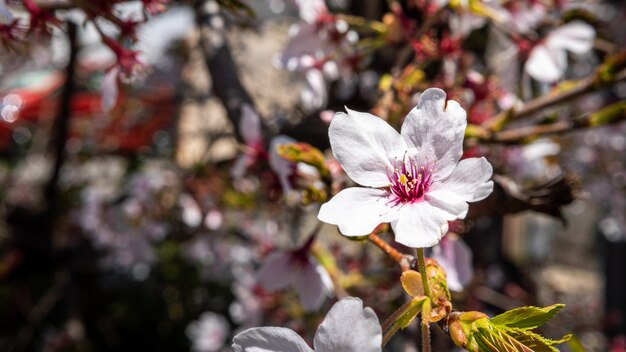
[505,327,571,352]
[395,297,426,329]
[566,334,587,352]
[475,327,532,352]
[490,304,565,330]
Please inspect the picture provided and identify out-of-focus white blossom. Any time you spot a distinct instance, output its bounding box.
[186,312,230,352]
[525,21,595,83]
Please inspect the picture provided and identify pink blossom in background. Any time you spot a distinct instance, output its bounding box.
[256,238,333,311]
[431,233,474,292]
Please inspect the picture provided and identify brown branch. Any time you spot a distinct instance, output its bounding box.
[482,52,626,132]
[391,6,444,74]
[368,232,413,271]
[9,272,70,352]
[483,77,592,132]
[193,0,265,143]
[484,100,626,144]
[467,174,580,222]
[44,21,77,207]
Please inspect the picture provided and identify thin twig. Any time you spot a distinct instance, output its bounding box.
[44,21,78,208]
[483,77,593,131]
[368,233,412,271]
[482,63,626,132]
[9,272,70,352]
[483,101,626,144]
[421,316,431,352]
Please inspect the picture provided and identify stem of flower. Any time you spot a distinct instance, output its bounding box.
[416,248,431,298]
[421,316,431,352]
[368,233,412,271]
[417,248,432,352]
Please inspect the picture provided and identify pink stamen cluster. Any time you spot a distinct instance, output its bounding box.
[387,155,434,205]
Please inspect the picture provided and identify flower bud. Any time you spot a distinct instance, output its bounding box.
[447,311,473,349]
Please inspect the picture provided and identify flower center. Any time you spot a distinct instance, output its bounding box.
[387,155,434,204]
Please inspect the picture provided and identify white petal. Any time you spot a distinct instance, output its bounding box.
[318,188,400,236]
[430,157,494,203]
[231,154,254,179]
[391,202,450,248]
[187,312,230,352]
[292,257,333,311]
[432,234,473,292]
[449,12,487,38]
[296,0,327,24]
[521,138,560,160]
[232,327,313,352]
[401,88,467,181]
[301,69,327,111]
[180,193,203,227]
[269,135,296,194]
[313,297,382,352]
[547,21,595,54]
[101,68,119,113]
[256,252,293,291]
[329,109,406,187]
[278,25,327,71]
[425,191,469,219]
[239,104,262,144]
[525,44,566,83]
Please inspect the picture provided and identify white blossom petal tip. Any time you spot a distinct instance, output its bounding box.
[314,297,382,352]
[232,327,313,352]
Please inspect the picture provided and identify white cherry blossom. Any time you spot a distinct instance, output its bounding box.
[525,21,595,83]
[232,297,381,352]
[318,88,493,248]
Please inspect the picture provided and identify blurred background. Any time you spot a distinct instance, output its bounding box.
[1,0,626,351]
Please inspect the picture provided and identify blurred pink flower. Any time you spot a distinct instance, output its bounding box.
[431,233,473,292]
[268,135,297,194]
[256,236,333,311]
[231,104,264,180]
[318,88,493,248]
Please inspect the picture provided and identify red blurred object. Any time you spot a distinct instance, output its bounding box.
[0,68,177,153]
